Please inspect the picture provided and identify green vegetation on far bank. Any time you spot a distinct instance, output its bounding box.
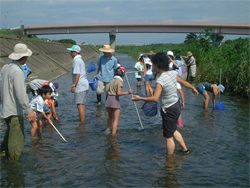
[115,32,250,99]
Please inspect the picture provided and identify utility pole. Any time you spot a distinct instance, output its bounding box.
[5,12,8,29]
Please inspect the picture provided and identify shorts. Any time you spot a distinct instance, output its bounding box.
[161,101,181,138]
[105,95,120,109]
[197,83,206,95]
[43,104,51,113]
[145,74,153,82]
[75,90,88,105]
[136,78,142,82]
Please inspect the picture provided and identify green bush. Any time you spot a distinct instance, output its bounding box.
[58,39,76,45]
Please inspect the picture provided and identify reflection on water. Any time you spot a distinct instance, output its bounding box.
[0,54,249,187]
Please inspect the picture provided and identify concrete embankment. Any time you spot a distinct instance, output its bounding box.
[0,35,100,81]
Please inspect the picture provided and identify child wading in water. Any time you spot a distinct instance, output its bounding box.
[29,85,53,138]
[196,82,224,110]
[105,67,133,135]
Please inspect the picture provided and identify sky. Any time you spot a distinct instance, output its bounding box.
[0,0,249,44]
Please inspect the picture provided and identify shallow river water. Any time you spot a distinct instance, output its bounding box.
[0,54,249,187]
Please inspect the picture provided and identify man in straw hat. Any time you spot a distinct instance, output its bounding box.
[0,43,37,161]
[182,51,196,81]
[94,44,118,105]
[67,45,89,123]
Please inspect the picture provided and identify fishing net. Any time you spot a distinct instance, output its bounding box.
[87,62,96,73]
[141,101,158,117]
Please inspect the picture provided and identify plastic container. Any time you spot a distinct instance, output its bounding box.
[214,102,226,110]
[89,78,98,91]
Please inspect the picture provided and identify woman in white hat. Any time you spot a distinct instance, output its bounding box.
[94,44,118,105]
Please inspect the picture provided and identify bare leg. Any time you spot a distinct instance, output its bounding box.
[203,92,210,110]
[145,82,152,97]
[107,107,114,130]
[111,108,120,136]
[165,137,175,155]
[77,104,86,123]
[149,82,153,96]
[173,130,188,151]
[37,119,43,137]
[31,120,38,137]
[177,115,183,128]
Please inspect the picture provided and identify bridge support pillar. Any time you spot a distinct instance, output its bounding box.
[214,33,224,46]
[109,32,116,51]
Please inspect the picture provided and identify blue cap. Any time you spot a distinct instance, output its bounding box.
[67,45,81,53]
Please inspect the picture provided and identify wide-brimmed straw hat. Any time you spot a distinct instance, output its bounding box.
[187,51,193,57]
[99,44,114,53]
[9,43,32,60]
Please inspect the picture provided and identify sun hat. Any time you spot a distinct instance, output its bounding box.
[167,51,174,57]
[67,45,81,53]
[187,51,192,56]
[9,43,32,60]
[99,44,114,53]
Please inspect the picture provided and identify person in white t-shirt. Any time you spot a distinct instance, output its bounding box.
[143,55,154,96]
[132,52,199,155]
[29,85,53,138]
[67,45,89,123]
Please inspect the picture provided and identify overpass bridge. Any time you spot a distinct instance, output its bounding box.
[23,22,250,49]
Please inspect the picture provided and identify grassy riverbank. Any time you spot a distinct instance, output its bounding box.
[116,38,250,99]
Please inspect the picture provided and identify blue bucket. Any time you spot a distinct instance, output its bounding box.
[89,78,98,91]
[141,102,158,117]
[87,62,96,73]
[214,102,226,110]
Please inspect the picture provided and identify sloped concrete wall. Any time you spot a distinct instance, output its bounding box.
[0,35,99,82]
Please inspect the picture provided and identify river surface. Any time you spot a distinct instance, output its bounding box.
[0,54,249,187]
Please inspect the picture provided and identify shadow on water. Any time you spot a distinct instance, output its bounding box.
[0,54,249,187]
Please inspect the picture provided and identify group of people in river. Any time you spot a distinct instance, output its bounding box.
[0,43,224,162]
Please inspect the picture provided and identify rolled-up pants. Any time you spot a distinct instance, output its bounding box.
[1,116,24,162]
[96,80,110,95]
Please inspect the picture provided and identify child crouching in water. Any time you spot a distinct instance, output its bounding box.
[105,67,133,136]
[29,85,53,138]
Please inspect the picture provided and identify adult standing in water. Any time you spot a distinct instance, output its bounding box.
[95,44,118,105]
[182,51,196,81]
[67,45,89,123]
[0,43,37,161]
[132,52,199,155]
